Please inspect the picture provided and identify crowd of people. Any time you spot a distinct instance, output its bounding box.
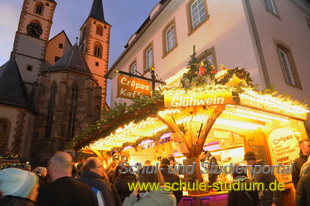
[0,140,310,206]
[0,152,180,206]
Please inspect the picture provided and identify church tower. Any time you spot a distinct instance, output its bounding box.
[11,0,56,90]
[79,0,111,106]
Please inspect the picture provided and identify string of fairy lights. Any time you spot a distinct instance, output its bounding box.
[87,96,304,151]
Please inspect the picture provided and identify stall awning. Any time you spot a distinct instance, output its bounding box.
[74,89,308,152]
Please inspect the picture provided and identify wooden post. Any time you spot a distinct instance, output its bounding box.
[194,105,226,157]
[158,105,226,197]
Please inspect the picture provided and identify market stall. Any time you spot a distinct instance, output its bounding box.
[72,55,309,206]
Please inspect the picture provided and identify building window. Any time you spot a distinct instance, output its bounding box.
[0,119,9,154]
[145,46,153,72]
[95,62,99,67]
[206,54,213,65]
[26,65,33,71]
[130,62,137,74]
[278,48,295,85]
[35,2,44,15]
[164,23,177,53]
[277,45,301,88]
[45,83,57,139]
[189,0,207,29]
[197,47,217,70]
[54,56,60,62]
[67,84,78,139]
[263,0,277,15]
[94,42,103,58]
[59,43,63,49]
[96,24,103,36]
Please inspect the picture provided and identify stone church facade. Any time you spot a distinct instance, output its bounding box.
[0,0,110,164]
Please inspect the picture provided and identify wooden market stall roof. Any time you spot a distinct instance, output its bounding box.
[72,57,308,153]
[72,88,308,152]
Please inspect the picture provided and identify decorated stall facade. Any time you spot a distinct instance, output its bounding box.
[72,53,309,206]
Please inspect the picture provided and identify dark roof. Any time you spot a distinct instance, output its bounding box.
[88,0,110,25]
[0,58,36,112]
[49,44,92,75]
[48,30,72,47]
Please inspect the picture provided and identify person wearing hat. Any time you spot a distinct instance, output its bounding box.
[159,157,182,204]
[23,163,32,171]
[244,151,281,206]
[33,167,48,187]
[0,168,39,206]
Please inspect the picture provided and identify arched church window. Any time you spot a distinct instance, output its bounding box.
[96,24,103,36]
[94,42,103,58]
[35,2,44,15]
[45,83,57,139]
[0,119,10,155]
[67,84,78,139]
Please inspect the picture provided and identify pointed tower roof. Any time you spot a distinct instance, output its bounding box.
[88,0,110,25]
[49,44,92,75]
[0,58,36,112]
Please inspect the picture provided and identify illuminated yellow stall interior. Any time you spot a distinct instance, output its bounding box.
[86,90,308,185]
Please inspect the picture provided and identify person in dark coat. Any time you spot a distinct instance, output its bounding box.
[0,168,39,206]
[292,140,310,189]
[244,151,281,206]
[77,157,116,206]
[296,168,310,206]
[227,164,259,206]
[111,165,122,183]
[37,151,98,206]
[200,150,219,186]
[114,165,137,202]
[0,196,37,206]
[160,158,183,204]
[106,160,118,183]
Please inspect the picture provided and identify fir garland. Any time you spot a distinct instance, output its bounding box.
[216,67,253,88]
[71,90,164,150]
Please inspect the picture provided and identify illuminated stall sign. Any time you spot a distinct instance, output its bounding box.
[117,75,151,100]
[268,127,301,183]
[164,91,233,108]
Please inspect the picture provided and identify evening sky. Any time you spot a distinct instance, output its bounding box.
[0,0,159,67]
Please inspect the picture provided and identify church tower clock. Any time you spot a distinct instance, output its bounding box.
[12,0,56,90]
[79,0,111,107]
